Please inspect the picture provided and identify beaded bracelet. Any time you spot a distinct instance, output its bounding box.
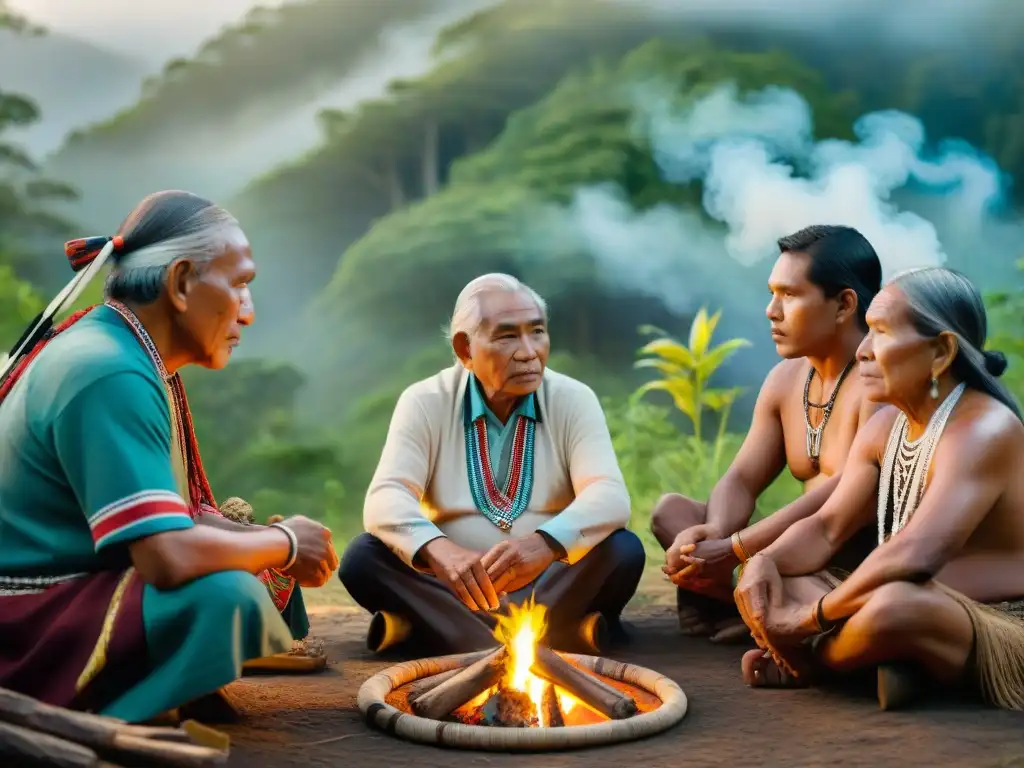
[270,522,298,570]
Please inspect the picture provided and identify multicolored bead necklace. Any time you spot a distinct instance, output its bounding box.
[464,410,536,531]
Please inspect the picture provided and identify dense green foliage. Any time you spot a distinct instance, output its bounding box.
[0,1,56,323]
[61,0,446,151]
[6,0,1024,553]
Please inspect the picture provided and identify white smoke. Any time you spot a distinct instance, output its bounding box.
[643,81,1004,272]
[554,81,1014,322]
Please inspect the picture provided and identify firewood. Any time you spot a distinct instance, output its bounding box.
[407,648,496,701]
[0,686,228,766]
[406,667,463,701]
[410,647,506,720]
[493,688,535,727]
[0,720,100,767]
[540,682,564,727]
[531,646,637,720]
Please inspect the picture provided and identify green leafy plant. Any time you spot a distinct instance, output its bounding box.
[633,308,750,475]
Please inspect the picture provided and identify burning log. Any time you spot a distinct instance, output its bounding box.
[406,667,463,702]
[540,682,564,728]
[0,686,228,766]
[532,646,638,721]
[411,647,507,720]
[493,688,535,728]
[406,648,496,701]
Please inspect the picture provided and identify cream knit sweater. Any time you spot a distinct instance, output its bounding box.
[363,364,631,568]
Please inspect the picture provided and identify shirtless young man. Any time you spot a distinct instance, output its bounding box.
[734,267,1024,711]
[651,225,884,642]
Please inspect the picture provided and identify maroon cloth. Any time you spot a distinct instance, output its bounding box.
[0,571,147,711]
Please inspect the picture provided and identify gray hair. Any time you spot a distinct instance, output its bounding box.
[105,191,242,304]
[446,273,547,343]
[890,266,1021,421]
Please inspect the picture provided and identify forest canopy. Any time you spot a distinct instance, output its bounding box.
[4,0,1024,539]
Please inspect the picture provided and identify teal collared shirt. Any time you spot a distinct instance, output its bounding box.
[464,376,538,487]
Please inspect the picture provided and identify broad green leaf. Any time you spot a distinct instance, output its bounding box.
[695,337,753,379]
[633,358,687,377]
[688,307,710,356]
[637,338,696,369]
[702,386,745,411]
[634,379,696,421]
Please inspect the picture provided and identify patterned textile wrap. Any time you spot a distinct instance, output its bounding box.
[197,503,296,612]
[0,569,146,712]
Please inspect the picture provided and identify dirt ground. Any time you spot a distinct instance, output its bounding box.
[219,575,1024,768]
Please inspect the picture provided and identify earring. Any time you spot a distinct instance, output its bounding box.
[929,376,939,400]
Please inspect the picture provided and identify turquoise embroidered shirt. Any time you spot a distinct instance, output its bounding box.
[0,306,194,578]
[465,376,567,557]
[465,375,537,487]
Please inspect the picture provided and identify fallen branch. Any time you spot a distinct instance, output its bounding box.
[410,647,506,720]
[531,646,637,720]
[0,686,228,766]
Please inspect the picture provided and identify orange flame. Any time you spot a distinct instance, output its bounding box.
[493,597,577,724]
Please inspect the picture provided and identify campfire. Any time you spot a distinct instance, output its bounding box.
[407,598,639,728]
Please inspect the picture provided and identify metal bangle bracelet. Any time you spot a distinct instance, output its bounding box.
[270,522,298,570]
[731,531,751,563]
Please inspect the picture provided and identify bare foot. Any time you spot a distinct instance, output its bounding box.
[709,618,752,644]
[741,649,810,689]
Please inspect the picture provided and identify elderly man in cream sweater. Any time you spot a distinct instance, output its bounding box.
[339,273,645,657]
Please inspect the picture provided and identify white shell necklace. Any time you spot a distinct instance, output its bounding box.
[877,382,966,545]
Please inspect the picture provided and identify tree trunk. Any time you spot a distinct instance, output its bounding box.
[422,119,440,197]
[385,154,405,210]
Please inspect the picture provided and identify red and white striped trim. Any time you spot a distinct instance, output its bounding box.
[89,490,191,548]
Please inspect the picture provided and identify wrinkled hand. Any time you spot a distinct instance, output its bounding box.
[733,553,783,645]
[421,537,499,612]
[482,533,558,594]
[663,524,717,575]
[277,515,339,588]
[761,601,819,645]
[667,537,738,590]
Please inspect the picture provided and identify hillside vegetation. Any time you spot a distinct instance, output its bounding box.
[3,0,1024,545]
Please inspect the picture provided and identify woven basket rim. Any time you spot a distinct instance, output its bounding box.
[357,651,688,751]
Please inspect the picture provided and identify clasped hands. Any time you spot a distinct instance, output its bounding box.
[662,523,738,595]
[732,553,819,648]
[421,533,557,612]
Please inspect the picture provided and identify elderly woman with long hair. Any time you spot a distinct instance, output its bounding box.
[731,266,1024,711]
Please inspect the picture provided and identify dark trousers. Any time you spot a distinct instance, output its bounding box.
[338,529,646,656]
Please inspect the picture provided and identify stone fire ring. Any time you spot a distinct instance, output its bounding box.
[357,651,689,751]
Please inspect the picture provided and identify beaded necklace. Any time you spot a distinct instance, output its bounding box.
[802,358,856,470]
[464,406,536,532]
[876,382,966,544]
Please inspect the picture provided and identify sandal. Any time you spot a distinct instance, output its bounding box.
[741,649,809,689]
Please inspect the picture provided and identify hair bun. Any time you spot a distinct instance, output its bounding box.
[984,349,1008,377]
